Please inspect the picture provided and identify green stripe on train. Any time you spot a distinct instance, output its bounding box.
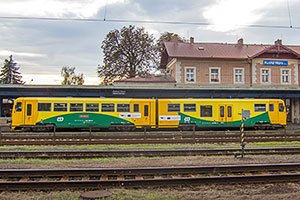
[38,113,133,128]
[179,112,270,127]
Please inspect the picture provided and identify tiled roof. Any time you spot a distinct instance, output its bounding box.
[114,74,176,83]
[164,41,300,60]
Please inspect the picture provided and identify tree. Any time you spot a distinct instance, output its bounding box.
[0,55,24,84]
[97,25,159,85]
[61,66,84,85]
[156,32,185,53]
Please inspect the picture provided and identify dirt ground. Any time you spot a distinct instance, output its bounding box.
[1,148,300,199]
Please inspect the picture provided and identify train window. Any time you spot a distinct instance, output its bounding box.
[220,106,224,117]
[254,104,266,112]
[279,103,285,112]
[144,105,149,116]
[38,103,51,112]
[133,104,139,112]
[101,103,114,112]
[86,103,99,112]
[54,103,67,112]
[70,103,83,112]
[269,104,274,112]
[15,102,22,112]
[184,104,196,112]
[168,104,180,112]
[117,104,130,112]
[27,104,32,116]
[228,106,232,118]
[200,105,213,117]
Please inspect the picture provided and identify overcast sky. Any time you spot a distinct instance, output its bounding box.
[0,0,299,85]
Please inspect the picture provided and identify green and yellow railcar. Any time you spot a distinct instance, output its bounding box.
[11,97,286,131]
[11,97,156,131]
[158,99,286,129]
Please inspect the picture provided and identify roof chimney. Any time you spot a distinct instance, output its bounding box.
[275,39,282,46]
[190,37,194,44]
[237,38,243,46]
[171,37,178,44]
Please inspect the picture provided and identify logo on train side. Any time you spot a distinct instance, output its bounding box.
[57,117,64,122]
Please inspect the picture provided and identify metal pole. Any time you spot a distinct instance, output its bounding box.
[143,126,147,140]
[193,125,196,144]
[240,117,246,158]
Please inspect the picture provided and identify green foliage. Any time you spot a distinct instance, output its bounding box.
[0,55,24,84]
[97,25,159,85]
[61,66,84,85]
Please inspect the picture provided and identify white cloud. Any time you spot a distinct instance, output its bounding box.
[0,50,46,58]
[0,0,126,18]
[22,73,99,85]
[203,0,285,32]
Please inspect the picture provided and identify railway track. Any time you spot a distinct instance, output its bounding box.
[2,147,300,159]
[1,163,300,191]
[0,130,299,145]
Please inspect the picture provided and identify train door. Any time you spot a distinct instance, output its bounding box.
[219,104,233,123]
[131,101,151,126]
[12,100,24,126]
[268,101,279,123]
[24,100,36,125]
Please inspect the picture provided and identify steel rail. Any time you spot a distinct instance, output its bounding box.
[2,147,300,159]
[1,163,300,191]
[1,137,300,145]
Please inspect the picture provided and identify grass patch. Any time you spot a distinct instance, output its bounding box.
[0,142,300,152]
[0,189,179,200]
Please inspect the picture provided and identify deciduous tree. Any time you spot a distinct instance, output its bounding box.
[97,25,159,85]
[61,66,84,85]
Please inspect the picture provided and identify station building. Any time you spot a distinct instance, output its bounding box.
[159,38,300,123]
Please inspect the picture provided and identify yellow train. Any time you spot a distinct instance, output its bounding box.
[11,97,287,131]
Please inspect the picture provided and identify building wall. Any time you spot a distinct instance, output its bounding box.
[252,58,299,87]
[175,59,251,86]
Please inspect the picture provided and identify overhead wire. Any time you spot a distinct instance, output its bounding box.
[0,16,299,30]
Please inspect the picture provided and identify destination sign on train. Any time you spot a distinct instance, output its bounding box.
[263,60,288,66]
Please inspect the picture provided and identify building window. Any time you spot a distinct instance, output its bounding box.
[185,67,196,83]
[261,68,271,84]
[281,69,291,84]
[234,68,244,84]
[209,67,220,83]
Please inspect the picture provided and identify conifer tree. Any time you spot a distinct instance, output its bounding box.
[0,55,24,84]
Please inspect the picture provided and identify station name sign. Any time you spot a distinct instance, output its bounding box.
[263,60,288,66]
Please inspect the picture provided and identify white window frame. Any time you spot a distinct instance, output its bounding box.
[233,68,244,84]
[260,68,271,84]
[280,68,291,84]
[185,67,196,83]
[209,67,221,84]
